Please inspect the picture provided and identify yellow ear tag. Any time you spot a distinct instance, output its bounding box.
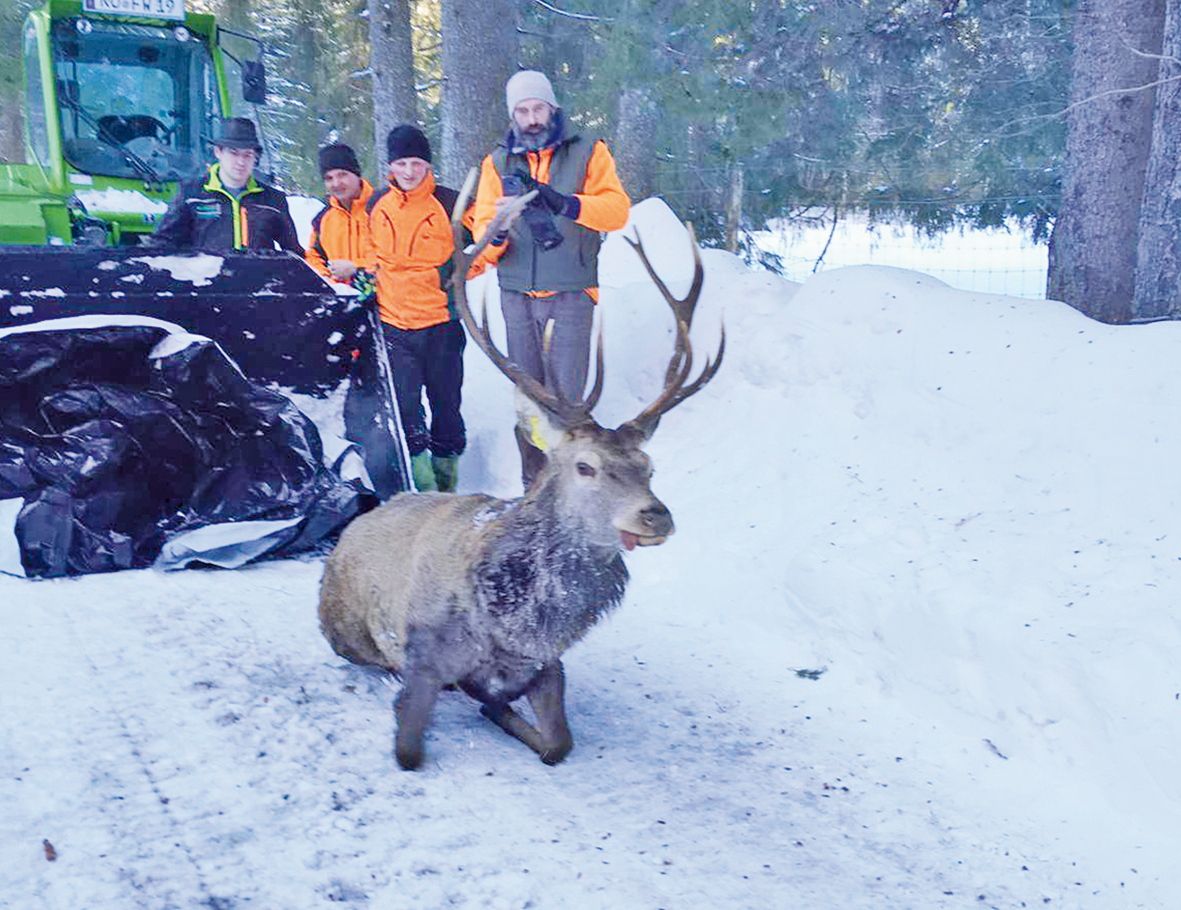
[514,389,561,453]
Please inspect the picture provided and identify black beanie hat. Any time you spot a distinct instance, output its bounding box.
[386,124,432,163]
[319,143,362,178]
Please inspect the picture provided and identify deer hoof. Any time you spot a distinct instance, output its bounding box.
[395,735,425,771]
[538,741,572,766]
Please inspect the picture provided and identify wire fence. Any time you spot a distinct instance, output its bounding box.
[753,215,1051,299]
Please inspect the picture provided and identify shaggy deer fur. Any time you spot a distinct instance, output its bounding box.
[318,177,722,769]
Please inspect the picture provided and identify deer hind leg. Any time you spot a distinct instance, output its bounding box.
[394,670,442,771]
[464,661,573,765]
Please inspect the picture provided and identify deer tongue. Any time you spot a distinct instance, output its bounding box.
[620,530,640,551]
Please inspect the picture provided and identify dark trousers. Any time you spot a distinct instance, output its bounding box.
[383,319,466,458]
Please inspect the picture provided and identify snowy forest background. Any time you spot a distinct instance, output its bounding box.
[3,1,1181,321]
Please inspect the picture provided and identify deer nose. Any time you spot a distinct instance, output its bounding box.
[639,502,674,536]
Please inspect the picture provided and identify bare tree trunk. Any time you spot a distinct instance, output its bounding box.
[1133,0,1181,320]
[219,0,253,35]
[613,87,658,202]
[368,0,417,179]
[1047,0,1165,322]
[286,2,323,191]
[439,0,518,189]
[724,163,744,253]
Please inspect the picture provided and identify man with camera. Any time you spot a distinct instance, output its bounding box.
[472,70,631,486]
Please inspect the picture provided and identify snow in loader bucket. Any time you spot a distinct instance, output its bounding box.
[0,249,412,578]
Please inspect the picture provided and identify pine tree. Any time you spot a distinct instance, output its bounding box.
[1049,0,1166,321]
[368,0,417,179]
[438,0,518,187]
[1133,0,1181,320]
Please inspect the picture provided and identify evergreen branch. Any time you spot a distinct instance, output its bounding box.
[990,72,1181,139]
[528,0,609,23]
[1120,42,1181,66]
[813,206,840,275]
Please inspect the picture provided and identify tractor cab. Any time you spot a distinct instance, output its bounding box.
[5,0,267,245]
[48,14,218,185]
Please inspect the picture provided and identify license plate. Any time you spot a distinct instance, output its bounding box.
[82,0,187,21]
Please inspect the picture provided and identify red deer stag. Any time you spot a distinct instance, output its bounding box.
[318,174,724,770]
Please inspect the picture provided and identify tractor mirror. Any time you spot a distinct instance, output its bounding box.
[242,60,267,105]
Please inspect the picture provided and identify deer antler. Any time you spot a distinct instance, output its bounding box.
[449,169,604,429]
[620,225,725,440]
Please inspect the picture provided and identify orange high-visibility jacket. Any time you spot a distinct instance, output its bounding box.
[304,179,376,279]
[471,135,630,294]
[364,171,460,331]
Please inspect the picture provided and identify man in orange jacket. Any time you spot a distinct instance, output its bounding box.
[305,143,375,286]
[365,125,468,493]
[472,70,630,486]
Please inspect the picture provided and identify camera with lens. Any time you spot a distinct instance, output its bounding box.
[502,172,564,251]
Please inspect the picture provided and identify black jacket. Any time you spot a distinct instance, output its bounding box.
[152,164,302,253]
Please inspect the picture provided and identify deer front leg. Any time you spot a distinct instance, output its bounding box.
[526,660,573,765]
[394,670,442,771]
[477,702,547,752]
[465,661,573,765]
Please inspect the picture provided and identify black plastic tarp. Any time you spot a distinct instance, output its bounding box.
[0,317,376,578]
[0,246,411,498]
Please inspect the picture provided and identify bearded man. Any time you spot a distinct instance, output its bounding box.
[471,70,630,487]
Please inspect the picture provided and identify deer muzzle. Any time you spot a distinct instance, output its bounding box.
[617,501,675,551]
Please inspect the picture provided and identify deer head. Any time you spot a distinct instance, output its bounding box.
[450,172,724,550]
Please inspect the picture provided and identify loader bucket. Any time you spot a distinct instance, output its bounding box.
[0,246,410,498]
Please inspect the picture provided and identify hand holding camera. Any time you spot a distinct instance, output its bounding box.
[531,181,581,219]
[501,173,577,250]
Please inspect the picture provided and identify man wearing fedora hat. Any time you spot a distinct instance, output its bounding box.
[153,117,302,253]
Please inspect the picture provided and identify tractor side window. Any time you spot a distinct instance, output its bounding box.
[24,23,50,166]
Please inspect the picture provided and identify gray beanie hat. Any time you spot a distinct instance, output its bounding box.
[505,70,558,117]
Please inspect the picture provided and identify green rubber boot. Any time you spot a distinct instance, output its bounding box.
[410,451,438,492]
[432,455,460,493]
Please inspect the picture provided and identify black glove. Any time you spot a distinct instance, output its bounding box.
[531,180,581,220]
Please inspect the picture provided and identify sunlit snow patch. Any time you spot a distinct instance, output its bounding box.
[74,188,169,217]
[0,313,204,343]
[0,499,25,578]
[132,254,224,287]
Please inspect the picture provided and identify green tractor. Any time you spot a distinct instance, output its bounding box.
[1,0,273,246]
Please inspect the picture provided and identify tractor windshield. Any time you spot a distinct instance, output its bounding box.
[52,17,220,182]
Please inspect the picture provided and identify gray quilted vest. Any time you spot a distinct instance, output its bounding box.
[491,132,601,292]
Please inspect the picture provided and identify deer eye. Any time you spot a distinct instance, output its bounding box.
[576,461,597,477]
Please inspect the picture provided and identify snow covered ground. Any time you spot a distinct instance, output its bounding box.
[2,199,1178,909]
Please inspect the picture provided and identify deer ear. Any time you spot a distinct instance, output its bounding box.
[515,389,566,452]
[614,420,653,447]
